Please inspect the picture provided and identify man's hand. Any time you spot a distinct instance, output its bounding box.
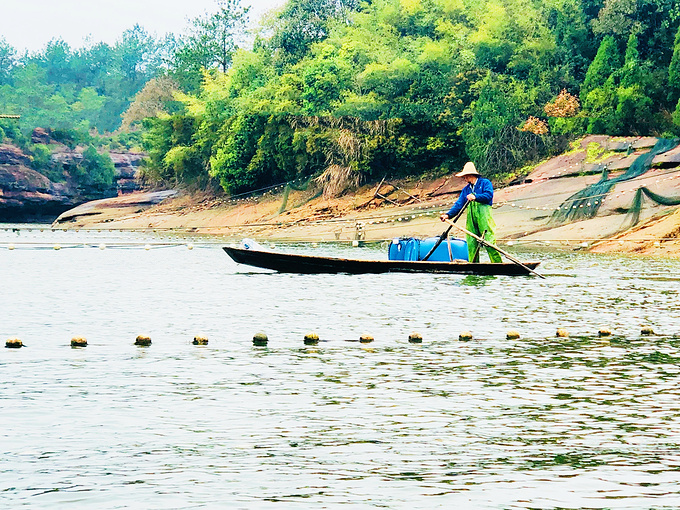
[466,193,476,202]
[439,213,450,222]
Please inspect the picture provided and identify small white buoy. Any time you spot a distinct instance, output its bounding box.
[54,244,61,250]
[187,243,194,250]
[507,241,515,247]
[8,244,15,250]
[99,244,106,250]
[144,244,152,251]
[352,240,359,247]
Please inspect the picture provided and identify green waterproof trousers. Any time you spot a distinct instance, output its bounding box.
[466,201,502,263]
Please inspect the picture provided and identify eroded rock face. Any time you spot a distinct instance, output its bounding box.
[31,127,52,144]
[0,162,77,221]
[110,152,144,180]
[0,144,31,166]
[0,143,144,222]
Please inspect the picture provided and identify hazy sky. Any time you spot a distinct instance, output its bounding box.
[0,0,285,53]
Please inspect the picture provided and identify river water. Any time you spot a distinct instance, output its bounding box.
[2,226,680,509]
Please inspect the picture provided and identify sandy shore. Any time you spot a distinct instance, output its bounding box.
[53,136,680,256]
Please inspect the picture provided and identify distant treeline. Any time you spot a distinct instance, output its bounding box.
[2,0,680,196]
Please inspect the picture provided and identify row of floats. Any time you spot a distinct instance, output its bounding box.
[4,326,661,349]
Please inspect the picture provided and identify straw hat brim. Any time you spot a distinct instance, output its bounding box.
[455,162,480,178]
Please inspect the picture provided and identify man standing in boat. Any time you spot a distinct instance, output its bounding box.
[440,162,502,263]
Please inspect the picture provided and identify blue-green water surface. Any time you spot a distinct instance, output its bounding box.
[2,226,680,509]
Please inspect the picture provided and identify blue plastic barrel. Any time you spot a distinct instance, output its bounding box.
[388,237,468,261]
[388,238,406,260]
[388,238,421,261]
[418,237,468,261]
[403,239,421,261]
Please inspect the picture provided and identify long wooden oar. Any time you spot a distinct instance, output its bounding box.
[443,218,546,279]
[422,201,469,261]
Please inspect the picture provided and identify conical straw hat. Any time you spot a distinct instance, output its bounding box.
[455,161,480,178]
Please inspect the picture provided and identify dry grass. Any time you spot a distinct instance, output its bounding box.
[314,164,360,198]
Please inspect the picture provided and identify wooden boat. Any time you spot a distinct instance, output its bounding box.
[223,246,541,276]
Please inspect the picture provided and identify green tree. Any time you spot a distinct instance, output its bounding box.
[209,114,267,192]
[0,38,16,85]
[300,44,352,114]
[73,145,116,191]
[582,36,621,97]
[121,77,180,130]
[620,32,642,88]
[266,0,359,69]
[591,0,638,37]
[669,24,680,101]
[673,98,680,133]
[547,0,596,89]
[615,32,653,133]
[169,0,250,91]
[115,25,162,92]
[461,75,536,177]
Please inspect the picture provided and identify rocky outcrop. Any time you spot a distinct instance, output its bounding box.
[0,143,31,166]
[0,142,146,222]
[31,127,52,144]
[52,190,178,225]
[0,151,78,221]
[51,147,144,193]
[110,151,144,193]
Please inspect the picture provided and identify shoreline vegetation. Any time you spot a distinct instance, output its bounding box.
[52,134,680,257]
[4,0,680,257]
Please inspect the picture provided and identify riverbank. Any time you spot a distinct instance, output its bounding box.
[52,135,680,256]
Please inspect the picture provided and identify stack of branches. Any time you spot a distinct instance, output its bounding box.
[355,176,421,209]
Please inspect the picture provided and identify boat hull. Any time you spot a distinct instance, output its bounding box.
[223,247,541,276]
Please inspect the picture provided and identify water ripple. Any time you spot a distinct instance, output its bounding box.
[2,230,680,507]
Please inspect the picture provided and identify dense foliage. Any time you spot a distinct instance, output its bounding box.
[0,26,164,137]
[3,0,680,197]
[138,0,680,195]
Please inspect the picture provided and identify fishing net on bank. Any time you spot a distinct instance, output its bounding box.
[551,138,679,224]
[277,176,318,214]
[624,186,680,228]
